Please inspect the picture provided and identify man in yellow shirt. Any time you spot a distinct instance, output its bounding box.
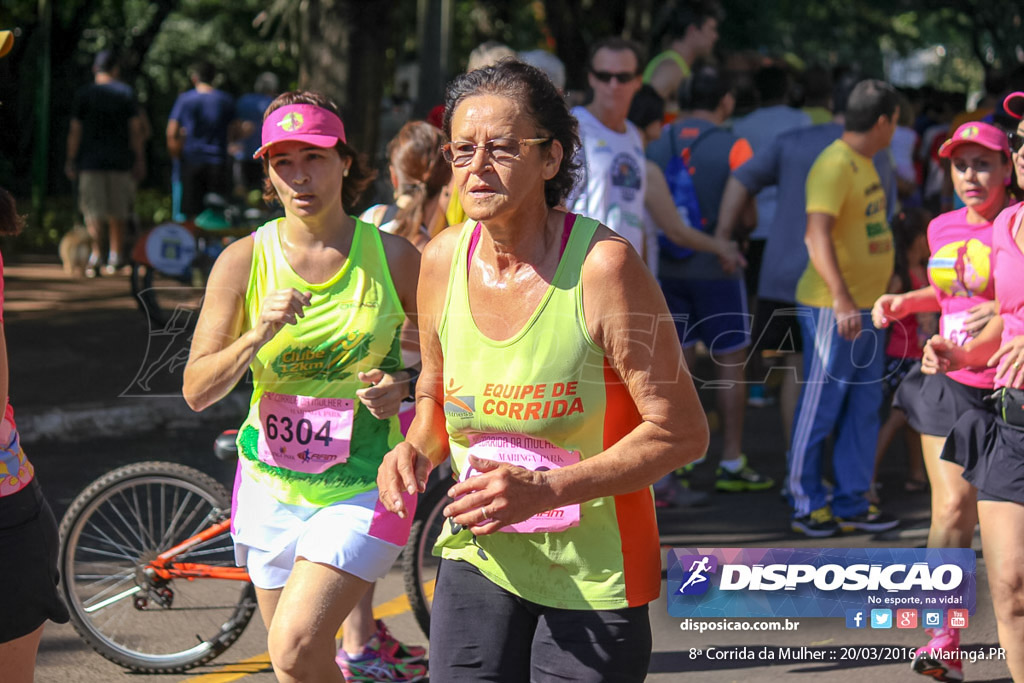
[788,79,901,537]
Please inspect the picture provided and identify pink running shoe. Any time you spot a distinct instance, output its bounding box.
[374,619,426,663]
[912,627,964,682]
[336,638,428,683]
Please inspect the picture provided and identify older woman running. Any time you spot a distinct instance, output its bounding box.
[377,60,709,682]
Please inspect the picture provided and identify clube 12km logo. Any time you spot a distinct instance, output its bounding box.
[668,548,976,623]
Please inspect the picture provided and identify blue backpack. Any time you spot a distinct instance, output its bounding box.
[660,126,715,260]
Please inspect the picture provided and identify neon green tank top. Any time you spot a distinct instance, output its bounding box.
[643,49,691,83]
[435,215,661,610]
[236,218,405,507]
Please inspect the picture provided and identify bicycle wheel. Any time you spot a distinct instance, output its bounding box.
[58,461,257,673]
[402,473,451,637]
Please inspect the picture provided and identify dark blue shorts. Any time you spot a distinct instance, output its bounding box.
[659,276,750,355]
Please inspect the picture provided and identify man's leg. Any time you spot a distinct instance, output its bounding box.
[788,306,850,529]
[831,313,892,524]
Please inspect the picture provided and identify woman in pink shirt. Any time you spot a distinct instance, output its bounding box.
[872,121,1011,682]
[925,98,1024,683]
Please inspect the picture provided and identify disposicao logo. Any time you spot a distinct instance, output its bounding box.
[667,548,976,620]
[677,555,718,596]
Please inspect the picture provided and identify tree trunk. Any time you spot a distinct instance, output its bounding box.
[298,0,388,163]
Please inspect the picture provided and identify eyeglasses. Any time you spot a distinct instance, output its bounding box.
[1009,132,1024,154]
[590,69,638,84]
[441,137,551,167]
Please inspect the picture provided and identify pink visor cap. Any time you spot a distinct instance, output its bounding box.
[253,104,347,159]
[938,121,1011,158]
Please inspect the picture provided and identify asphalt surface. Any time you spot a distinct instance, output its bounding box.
[4,259,1015,682]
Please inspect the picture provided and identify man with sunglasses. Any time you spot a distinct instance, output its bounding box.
[567,37,648,260]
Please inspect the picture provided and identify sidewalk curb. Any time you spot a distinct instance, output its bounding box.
[18,392,249,442]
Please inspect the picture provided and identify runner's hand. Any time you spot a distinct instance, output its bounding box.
[253,288,311,348]
[716,239,747,275]
[989,335,1024,389]
[356,368,407,419]
[964,300,998,336]
[834,293,861,341]
[921,334,962,375]
[377,442,432,518]
[444,455,553,536]
[871,293,904,329]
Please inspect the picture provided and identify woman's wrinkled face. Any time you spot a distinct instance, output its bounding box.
[448,94,560,224]
[950,143,1010,218]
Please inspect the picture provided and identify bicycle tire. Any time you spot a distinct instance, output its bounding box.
[58,461,257,674]
[402,475,451,637]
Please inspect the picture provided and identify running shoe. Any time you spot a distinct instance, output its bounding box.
[374,619,425,663]
[835,505,899,533]
[85,254,100,279]
[791,506,839,537]
[715,455,775,492]
[912,627,964,682]
[337,639,428,683]
[654,473,711,508]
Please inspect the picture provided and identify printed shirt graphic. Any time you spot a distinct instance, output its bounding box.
[797,139,894,308]
[237,218,405,507]
[436,215,660,611]
[991,204,1024,388]
[568,106,648,256]
[926,207,998,388]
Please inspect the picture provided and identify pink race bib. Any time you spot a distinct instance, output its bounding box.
[256,392,354,473]
[942,310,972,347]
[462,434,581,533]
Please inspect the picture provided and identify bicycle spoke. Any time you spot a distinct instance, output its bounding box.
[76,526,143,562]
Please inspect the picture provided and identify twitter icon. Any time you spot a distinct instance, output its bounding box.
[871,609,893,629]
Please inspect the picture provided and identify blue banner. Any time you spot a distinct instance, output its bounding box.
[667,548,976,619]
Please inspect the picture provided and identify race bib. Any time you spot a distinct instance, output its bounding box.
[942,310,972,347]
[256,392,354,473]
[462,434,581,534]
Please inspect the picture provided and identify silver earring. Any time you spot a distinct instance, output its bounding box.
[343,168,350,177]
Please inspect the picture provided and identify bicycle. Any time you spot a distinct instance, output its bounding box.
[58,430,450,673]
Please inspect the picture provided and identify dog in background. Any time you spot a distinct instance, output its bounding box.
[58,225,93,277]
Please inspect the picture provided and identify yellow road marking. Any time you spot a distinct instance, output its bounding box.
[177,582,435,683]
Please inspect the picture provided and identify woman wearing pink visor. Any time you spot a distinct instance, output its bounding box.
[184,92,426,682]
[919,97,1024,683]
[873,120,1012,683]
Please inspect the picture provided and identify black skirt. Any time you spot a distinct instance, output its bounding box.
[0,477,70,642]
[941,406,1024,505]
[893,366,991,437]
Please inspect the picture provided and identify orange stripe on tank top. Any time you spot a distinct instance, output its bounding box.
[603,359,661,607]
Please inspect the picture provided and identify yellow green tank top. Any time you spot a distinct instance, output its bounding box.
[236,218,405,507]
[435,214,661,610]
[643,49,691,83]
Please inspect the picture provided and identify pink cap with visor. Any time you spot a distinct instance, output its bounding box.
[938,121,1010,158]
[253,104,346,159]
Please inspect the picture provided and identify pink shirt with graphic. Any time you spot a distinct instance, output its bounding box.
[993,204,1024,389]
[926,207,997,388]
[1,249,34,497]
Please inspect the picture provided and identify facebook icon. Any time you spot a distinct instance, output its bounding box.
[846,609,866,629]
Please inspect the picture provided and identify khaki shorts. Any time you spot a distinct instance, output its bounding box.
[78,170,135,222]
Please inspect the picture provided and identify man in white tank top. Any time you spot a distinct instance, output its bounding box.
[568,37,648,259]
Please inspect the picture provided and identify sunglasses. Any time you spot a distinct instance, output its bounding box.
[1009,132,1024,154]
[590,69,638,84]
